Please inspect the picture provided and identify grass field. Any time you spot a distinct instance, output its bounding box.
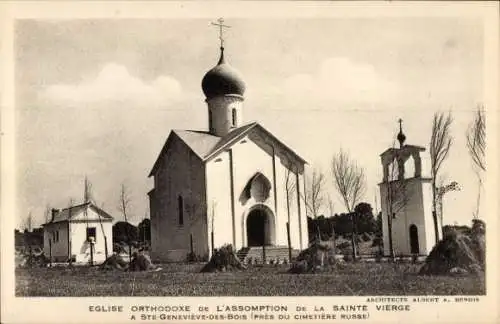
[16,262,485,297]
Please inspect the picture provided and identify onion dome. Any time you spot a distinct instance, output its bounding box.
[202,47,246,100]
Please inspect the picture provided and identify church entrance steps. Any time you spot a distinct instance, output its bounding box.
[237,246,300,264]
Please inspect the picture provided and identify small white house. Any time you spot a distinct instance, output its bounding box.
[43,202,114,263]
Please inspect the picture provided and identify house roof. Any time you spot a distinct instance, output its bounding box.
[148,121,307,177]
[46,202,114,224]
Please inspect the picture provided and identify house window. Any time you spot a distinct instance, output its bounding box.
[232,108,237,126]
[86,227,96,242]
[178,195,184,225]
[52,231,59,243]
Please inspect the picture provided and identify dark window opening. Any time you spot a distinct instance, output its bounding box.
[208,110,213,132]
[178,196,184,225]
[232,108,237,126]
[86,227,96,242]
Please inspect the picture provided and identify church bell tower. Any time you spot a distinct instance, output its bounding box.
[201,18,246,137]
[378,119,439,257]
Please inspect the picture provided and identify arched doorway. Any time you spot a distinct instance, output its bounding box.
[246,206,275,246]
[409,224,419,254]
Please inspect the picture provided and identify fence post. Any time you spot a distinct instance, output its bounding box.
[90,240,94,266]
[190,234,194,255]
[49,239,52,267]
[211,231,214,256]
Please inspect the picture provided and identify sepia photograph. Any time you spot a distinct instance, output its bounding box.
[1,1,498,323]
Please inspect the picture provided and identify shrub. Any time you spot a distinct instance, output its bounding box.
[200,244,246,273]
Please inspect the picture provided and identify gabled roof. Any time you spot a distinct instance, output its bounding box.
[148,121,307,177]
[46,202,114,224]
[380,144,426,157]
[173,130,221,159]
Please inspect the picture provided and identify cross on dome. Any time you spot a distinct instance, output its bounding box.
[202,18,246,101]
[211,18,231,50]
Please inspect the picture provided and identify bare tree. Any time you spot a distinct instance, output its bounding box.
[331,149,366,259]
[327,194,335,217]
[305,168,326,218]
[284,166,296,224]
[118,183,131,223]
[118,182,133,262]
[284,163,297,262]
[466,105,486,219]
[429,112,453,243]
[44,204,52,224]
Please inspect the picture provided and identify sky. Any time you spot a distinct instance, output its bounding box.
[15,18,485,228]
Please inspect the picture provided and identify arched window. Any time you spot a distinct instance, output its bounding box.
[232,108,237,126]
[404,155,416,179]
[178,195,184,225]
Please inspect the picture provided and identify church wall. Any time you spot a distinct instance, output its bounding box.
[205,150,234,251]
[232,136,275,249]
[205,130,308,254]
[379,178,435,256]
[150,136,208,262]
[273,152,307,250]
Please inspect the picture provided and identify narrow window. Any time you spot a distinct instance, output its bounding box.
[178,196,184,225]
[232,108,237,126]
[208,109,213,132]
[86,227,96,242]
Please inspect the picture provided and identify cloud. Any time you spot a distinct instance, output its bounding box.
[40,63,183,107]
[279,57,397,108]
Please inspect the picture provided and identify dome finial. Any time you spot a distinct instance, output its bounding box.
[218,46,225,65]
[397,118,406,148]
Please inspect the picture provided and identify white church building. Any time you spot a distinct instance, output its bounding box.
[148,44,309,262]
[378,124,441,256]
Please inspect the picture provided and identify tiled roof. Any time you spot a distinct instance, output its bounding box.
[149,121,307,177]
[47,202,113,224]
[173,130,221,159]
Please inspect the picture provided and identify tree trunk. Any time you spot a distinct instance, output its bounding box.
[211,231,214,256]
[90,242,94,266]
[431,179,440,244]
[128,238,132,266]
[103,236,108,260]
[475,178,482,219]
[286,222,292,262]
[351,213,357,261]
[388,212,395,261]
